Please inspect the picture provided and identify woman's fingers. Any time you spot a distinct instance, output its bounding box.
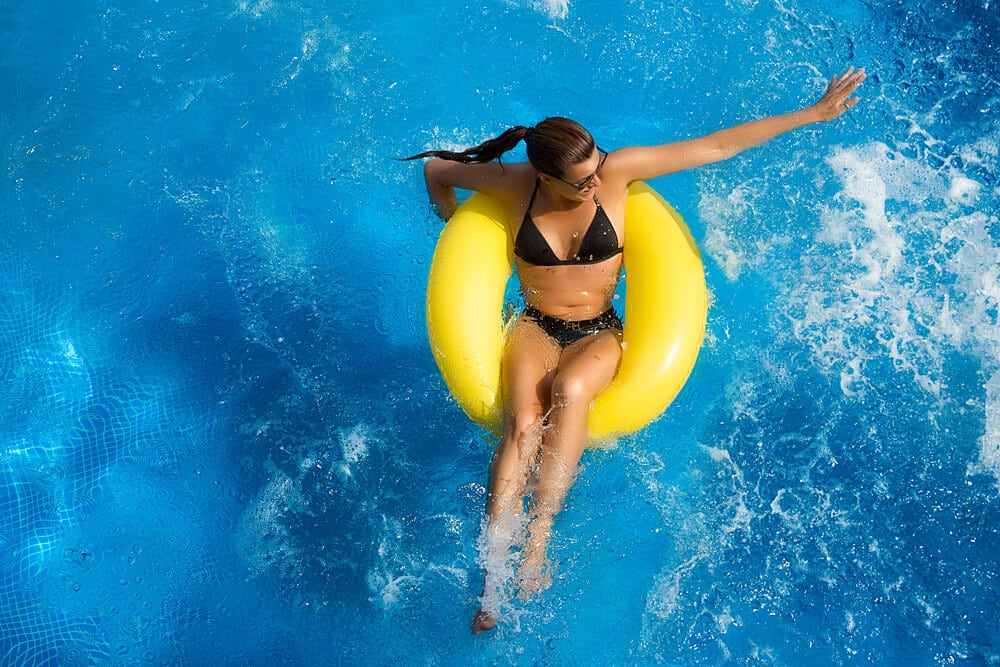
[811,66,866,120]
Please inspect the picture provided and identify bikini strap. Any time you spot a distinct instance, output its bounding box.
[517,178,542,237]
[510,178,543,251]
[526,178,541,212]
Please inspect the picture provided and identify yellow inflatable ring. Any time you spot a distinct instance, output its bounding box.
[426,182,707,445]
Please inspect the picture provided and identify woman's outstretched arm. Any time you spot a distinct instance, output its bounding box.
[611,66,867,183]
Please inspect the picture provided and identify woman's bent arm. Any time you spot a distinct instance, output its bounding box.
[423,159,524,221]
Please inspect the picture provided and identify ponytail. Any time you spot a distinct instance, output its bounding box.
[402,118,594,178]
[401,126,530,163]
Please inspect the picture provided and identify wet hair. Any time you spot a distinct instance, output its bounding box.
[402,117,595,178]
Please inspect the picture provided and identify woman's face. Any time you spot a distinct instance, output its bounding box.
[547,148,607,200]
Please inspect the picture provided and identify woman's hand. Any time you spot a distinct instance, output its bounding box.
[810,66,867,121]
[429,189,459,221]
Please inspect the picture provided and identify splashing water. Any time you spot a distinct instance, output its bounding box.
[3,0,999,663]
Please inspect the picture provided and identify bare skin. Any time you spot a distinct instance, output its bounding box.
[421,67,867,634]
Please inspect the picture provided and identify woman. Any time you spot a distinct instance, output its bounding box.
[407,66,865,633]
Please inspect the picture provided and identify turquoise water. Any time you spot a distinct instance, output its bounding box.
[2,0,999,664]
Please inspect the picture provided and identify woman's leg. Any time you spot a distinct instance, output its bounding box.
[473,319,559,633]
[519,330,622,596]
[486,319,560,522]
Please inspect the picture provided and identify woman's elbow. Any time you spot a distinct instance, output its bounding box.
[704,139,738,164]
[423,158,447,187]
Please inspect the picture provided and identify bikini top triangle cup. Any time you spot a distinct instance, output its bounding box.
[514,180,623,267]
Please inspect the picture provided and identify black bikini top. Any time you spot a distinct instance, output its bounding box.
[514,180,623,267]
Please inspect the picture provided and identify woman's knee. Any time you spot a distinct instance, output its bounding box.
[549,374,593,409]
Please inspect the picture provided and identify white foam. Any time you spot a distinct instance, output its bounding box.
[235,461,301,577]
[948,175,982,201]
[702,226,747,281]
[366,516,419,608]
[974,370,1000,484]
[367,555,422,609]
[715,446,753,536]
[646,554,703,620]
[340,424,369,465]
[699,186,759,280]
[501,0,569,19]
[787,141,998,378]
[234,0,272,19]
[781,138,1000,482]
[365,513,471,612]
[534,0,569,19]
[824,145,904,285]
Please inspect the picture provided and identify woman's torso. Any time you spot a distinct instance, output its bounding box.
[501,164,628,321]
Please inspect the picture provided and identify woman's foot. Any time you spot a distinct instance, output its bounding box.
[517,551,552,599]
[472,608,497,633]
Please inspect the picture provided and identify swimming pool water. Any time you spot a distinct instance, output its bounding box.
[2,0,999,664]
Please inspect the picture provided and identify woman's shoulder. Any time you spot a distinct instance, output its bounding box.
[488,162,537,205]
[499,161,537,187]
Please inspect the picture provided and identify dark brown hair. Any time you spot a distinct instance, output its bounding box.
[402,117,595,178]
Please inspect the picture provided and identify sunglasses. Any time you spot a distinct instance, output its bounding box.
[548,148,608,191]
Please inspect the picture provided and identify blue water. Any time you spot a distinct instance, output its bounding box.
[2,0,999,664]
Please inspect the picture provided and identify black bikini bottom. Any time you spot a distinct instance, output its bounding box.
[523,305,623,348]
